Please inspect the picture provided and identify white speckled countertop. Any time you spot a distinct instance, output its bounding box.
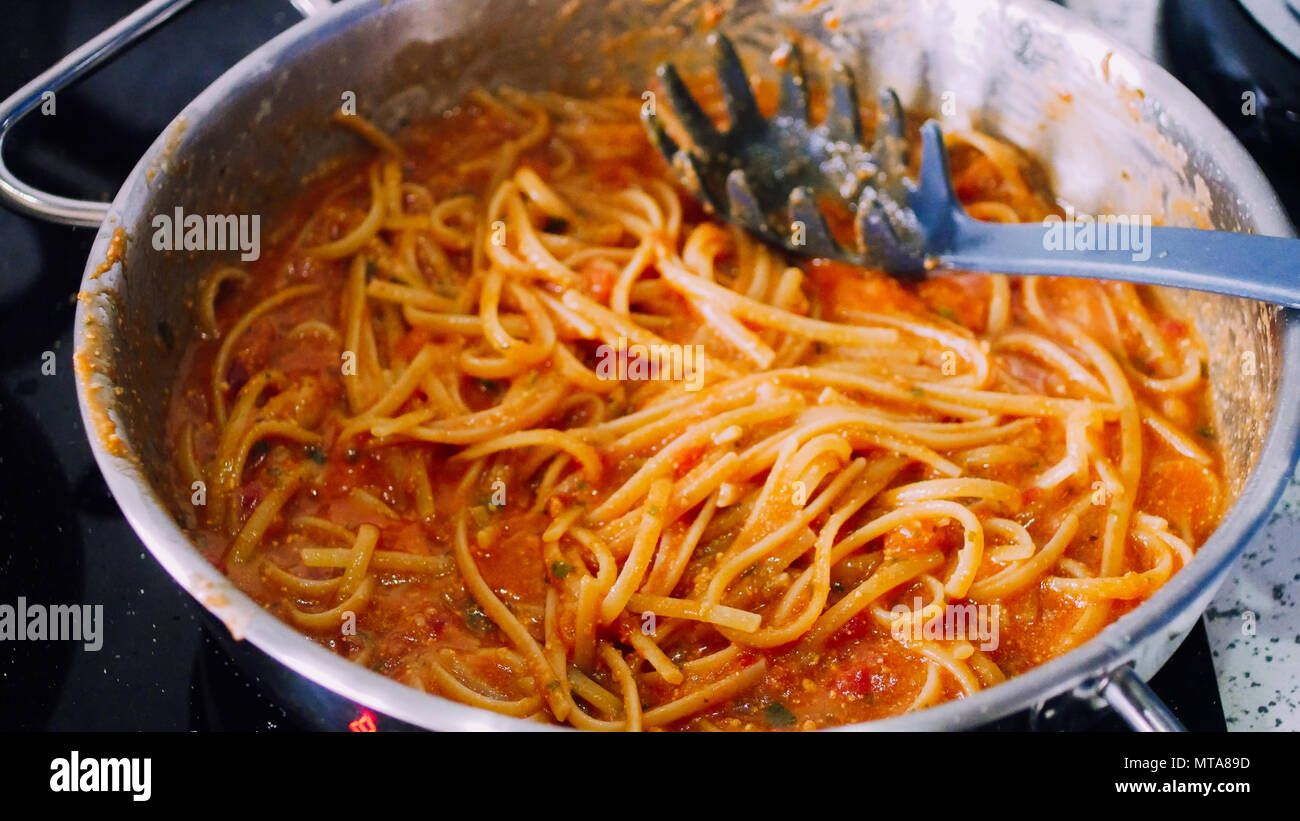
[1207,489,1300,730]
[1065,0,1299,731]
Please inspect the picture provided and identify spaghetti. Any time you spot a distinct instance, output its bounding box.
[166,80,1224,731]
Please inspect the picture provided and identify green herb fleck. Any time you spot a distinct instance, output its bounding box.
[1197,425,1215,439]
[551,560,574,579]
[648,505,661,516]
[935,306,956,321]
[463,600,495,632]
[546,680,561,691]
[699,535,730,556]
[469,506,492,527]
[910,387,926,398]
[765,701,797,727]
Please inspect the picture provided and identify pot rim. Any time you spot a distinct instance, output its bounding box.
[73,0,1300,731]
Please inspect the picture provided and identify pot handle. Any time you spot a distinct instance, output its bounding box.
[0,0,332,227]
[1093,665,1187,732]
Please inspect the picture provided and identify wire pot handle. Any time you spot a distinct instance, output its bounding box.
[0,0,332,227]
[1095,664,1187,732]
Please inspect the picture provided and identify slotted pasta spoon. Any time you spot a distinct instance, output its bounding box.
[643,33,1300,306]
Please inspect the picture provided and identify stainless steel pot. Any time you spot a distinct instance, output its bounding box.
[3,0,1297,731]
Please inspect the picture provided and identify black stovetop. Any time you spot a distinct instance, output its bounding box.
[0,0,302,732]
[2,0,1291,732]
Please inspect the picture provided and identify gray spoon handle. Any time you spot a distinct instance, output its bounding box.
[940,212,1300,307]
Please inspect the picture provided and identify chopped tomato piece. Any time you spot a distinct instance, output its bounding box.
[394,326,435,360]
[915,274,989,331]
[580,259,618,302]
[807,261,927,318]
